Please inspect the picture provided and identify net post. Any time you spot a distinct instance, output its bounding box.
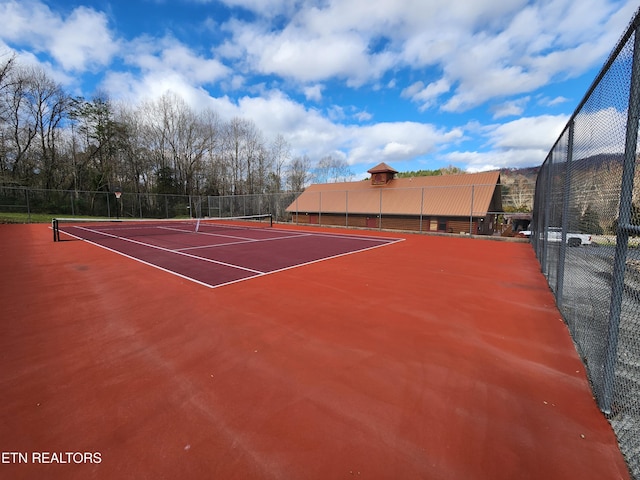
[269,213,273,227]
[52,218,59,242]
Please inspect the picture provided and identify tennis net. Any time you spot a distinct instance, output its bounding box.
[52,214,273,242]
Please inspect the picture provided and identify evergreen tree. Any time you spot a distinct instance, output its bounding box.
[580,204,603,234]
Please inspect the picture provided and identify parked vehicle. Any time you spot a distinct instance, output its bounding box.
[521,227,591,246]
[547,227,592,246]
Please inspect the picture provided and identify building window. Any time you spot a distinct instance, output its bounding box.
[438,219,446,231]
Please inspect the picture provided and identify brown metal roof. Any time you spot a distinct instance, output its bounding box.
[286,170,501,217]
[367,162,398,174]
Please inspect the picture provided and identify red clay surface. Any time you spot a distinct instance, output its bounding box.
[0,223,631,480]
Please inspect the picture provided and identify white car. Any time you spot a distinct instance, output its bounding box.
[523,227,592,246]
[546,227,591,246]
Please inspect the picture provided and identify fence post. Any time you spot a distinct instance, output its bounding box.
[25,187,31,223]
[379,189,382,230]
[420,187,424,233]
[556,120,574,308]
[469,185,474,235]
[601,21,640,414]
[345,190,349,227]
[540,153,553,276]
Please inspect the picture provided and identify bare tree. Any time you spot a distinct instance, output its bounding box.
[502,174,534,211]
[314,155,353,183]
[136,91,220,196]
[220,117,267,195]
[287,155,312,192]
[269,134,291,193]
[28,66,73,189]
[241,119,264,194]
[0,57,293,198]
[115,103,154,194]
[0,52,17,121]
[0,64,38,182]
[221,117,248,195]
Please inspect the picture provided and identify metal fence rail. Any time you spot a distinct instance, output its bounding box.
[286,184,508,235]
[0,186,300,224]
[0,184,533,234]
[532,8,640,479]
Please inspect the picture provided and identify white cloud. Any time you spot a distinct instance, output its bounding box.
[343,122,464,165]
[215,0,300,18]
[220,19,393,85]
[491,97,530,119]
[572,106,629,157]
[2,0,636,176]
[538,95,569,107]
[198,89,466,168]
[103,69,217,109]
[123,36,230,85]
[50,6,118,71]
[487,115,569,151]
[396,0,637,112]
[353,110,372,122]
[0,0,117,71]
[303,84,323,102]
[441,114,569,171]
[402,78,451,111]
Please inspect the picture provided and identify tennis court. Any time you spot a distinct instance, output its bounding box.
[52,216,402,288]
[0,223,631,480]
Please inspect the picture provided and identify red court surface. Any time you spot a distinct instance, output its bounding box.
[0,223,632,480]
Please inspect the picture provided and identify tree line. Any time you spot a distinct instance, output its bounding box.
[0,55,353,197]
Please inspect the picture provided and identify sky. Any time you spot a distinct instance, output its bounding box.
[0,0,638,179]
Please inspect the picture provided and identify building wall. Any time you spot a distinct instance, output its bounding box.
[290,213,496,235]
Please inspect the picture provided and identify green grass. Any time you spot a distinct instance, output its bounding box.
[0,212,57,224]
[0,212,194,224]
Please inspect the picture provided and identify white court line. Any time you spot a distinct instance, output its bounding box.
[74,226,265,274]
[176,233,314,252]
[57,229,220,288]
[168,226,264,242]
[57,225,404,289]
[96,223,273,243]
[274,227,405,243]
[207,237,405,290]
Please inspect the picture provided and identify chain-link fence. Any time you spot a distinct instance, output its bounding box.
[0,183,535,236]
[532,9,640,479]
[0,186,299,224]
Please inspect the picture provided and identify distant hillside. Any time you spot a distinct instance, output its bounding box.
[500,165,539,181]
[396,165,465,177]
[396,154,630,215]
[396,165,539,212]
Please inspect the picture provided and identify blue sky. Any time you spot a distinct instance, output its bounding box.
[0,0,637,179]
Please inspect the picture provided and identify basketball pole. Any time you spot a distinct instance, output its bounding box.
[115,191,122,219]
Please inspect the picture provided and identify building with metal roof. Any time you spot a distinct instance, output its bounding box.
[286,163,503,235]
